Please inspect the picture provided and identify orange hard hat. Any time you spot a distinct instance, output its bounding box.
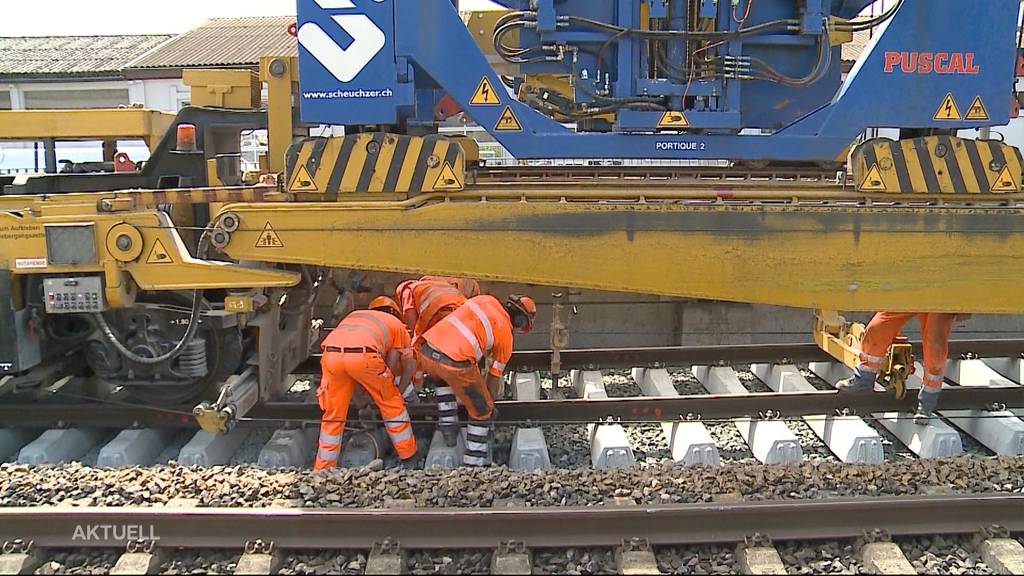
[368,296,401,318]
[507,294,537,333]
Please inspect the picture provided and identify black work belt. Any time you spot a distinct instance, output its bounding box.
[420,341,473,368]
[324,346,378,354]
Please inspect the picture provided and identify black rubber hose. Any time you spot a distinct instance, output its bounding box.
[92,227,212,366]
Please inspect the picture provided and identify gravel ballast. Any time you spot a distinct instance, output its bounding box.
[2,458,1021,509]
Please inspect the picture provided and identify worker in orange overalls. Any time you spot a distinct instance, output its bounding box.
[414,294,536,467]
[837,312,958,424]
[314,296,418,470]
[421,276,481,299]
[395,276,481,340]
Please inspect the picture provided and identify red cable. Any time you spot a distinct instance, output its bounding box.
[733,0,757,25]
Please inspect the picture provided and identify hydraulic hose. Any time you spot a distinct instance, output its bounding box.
[92,227,212,366]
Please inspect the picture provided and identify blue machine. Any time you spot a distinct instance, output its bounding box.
[296,0,1021,161]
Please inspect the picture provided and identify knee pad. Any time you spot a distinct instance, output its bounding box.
[464,387,491,416]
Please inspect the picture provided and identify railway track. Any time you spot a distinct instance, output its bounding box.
[0,493,1022,574]
[2,345,1023,574]
[2,343,1024,467]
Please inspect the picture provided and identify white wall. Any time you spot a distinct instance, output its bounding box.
[4,78,187,112]
[139,79,189,112]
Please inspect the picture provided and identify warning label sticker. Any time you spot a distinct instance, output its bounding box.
[289,165,318,192]
[859,164,888,192]
[934,93,962,121]
[657,111,690,128]
[14,258,47,270]
[991,165,1019,192]
[433,163,464,191]
[255,223,285,248]
[470,77,501,106]
[965,95,990,121]
[494,106,523,132]
[146,239,173,264]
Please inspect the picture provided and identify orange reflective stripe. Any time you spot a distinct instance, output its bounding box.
[417,284,455,314]
[466,300,494,351]
[344,311,391,351]
[317,447,339,462]
[859,351,884,364]
[448,316,484,359]
[319,431,342,445]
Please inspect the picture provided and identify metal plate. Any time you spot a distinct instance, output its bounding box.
[45,224,97,265]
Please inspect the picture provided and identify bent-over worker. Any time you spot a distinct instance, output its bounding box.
[838,312,958,424]
[314,296,418,470]
[396,276,481,340]
[420,276,481,299]
[414,294,536,467]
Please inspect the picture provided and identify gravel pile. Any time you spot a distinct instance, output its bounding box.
[159,549,238,574]
[228,428,274,466]
[656,546,738,574]
[776,541,860,574]
[407,550,490,574]
[900,536,996,575]
[603,372,642,398]
[627,425,672,464]
[277,551,367,575]
[3,458,1021,509]
[533,548,616,575]
[30,550,119,575]
[541,424,591,469]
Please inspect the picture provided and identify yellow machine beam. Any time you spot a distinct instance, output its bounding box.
[0,109,176,151]
[1,196,299,307]
[213,196,1024,314]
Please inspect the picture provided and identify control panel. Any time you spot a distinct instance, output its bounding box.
[43,277,106,314]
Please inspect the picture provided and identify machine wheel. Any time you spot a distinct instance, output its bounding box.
[86,292,245,406]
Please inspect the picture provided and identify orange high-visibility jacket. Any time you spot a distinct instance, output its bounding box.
[396,279,467,335]
[322,310,411,359]
[422,295,513,378]
[421,276,481,298]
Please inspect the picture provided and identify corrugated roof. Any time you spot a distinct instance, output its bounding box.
[0,35,173,78]
[127,16,297,70]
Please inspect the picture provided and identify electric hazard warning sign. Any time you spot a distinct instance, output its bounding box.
[470,77,501,106]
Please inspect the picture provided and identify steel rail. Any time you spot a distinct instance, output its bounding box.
[265,386,1024,423]
[0,386,1021,429]
[1,495,1020,549]
[294,340,1024,373]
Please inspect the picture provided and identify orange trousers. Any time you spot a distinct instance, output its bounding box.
[314,352,417,469]
[414,347,494,421]
[858,312,955,389]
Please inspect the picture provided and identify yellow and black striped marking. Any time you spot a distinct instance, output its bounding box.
[851,137,1023,194]
[285,133,467,196]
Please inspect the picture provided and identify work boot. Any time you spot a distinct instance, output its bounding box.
[440,425,460,447]
[914,387,941,426]
[836,370,875,393]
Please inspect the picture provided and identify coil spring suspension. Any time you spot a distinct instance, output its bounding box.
[176,338,209,379]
